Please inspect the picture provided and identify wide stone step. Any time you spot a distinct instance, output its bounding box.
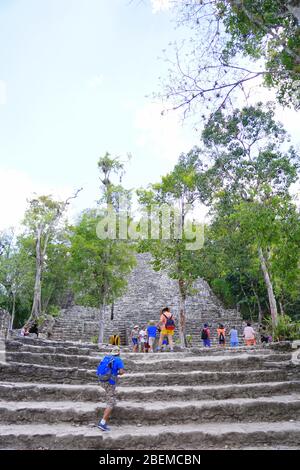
[0,420,299,450]
[0,395,299,426]
[0,380,299,403]
[5,351,292,372]
[7,337,99,350]
[0,361,291,385]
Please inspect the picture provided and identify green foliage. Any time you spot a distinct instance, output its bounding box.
[69,210,136,308]
[47,305,61,317]
[201,103,299,204]
[265,315,300,341]
[186,334,193,346]
[195,104,300,322]
[90,335,98,344]
[161,1,300,120]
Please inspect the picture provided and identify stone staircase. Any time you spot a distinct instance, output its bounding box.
[50,253,243,345]
[0,336,299,449]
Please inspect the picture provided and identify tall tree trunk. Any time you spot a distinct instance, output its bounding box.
[178,279,187,347]
[251,282,263,324]
[279,300,285,316]
[240,282,253,320]
[98,303,105,345]
[30,228,43,321]
[110,302,114,321]
[258,247,278,327]
[10,293,16,330]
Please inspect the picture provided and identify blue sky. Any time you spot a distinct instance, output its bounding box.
[0,0,299,229]
[0,0,196,227]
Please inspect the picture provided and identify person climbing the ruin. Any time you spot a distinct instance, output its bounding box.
[201,323,211,347]
[243,322,256,346]
[146,320,157,353]
[130,325,139,352]
[217,323,226,347]
[229,325,239,347]
[97,345,125,432]
[158,307,175,352]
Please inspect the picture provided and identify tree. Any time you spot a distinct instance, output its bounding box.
[137,149,205,346]
[69,210,136,343]
[23,192,81,322]
[158,0,300,118]
[0,230,35,328]
[196,103,300,326]
[70,154,136,344]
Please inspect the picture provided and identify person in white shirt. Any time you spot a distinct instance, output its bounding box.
[139,327,147,353]
[243,322,256,346]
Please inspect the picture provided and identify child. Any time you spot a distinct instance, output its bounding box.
[147,320,157,353]
[130,325,139,353]
[161,336,169,352]
[139,327,147,353]
[229,326,239,347]
[20,325,29,337]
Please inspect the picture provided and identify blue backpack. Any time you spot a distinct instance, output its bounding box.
[96,355,115,382]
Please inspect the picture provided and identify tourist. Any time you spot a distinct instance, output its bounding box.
[217,324,226,347]
[229,325,239,347]
[260,326,269,345]
[147,320,157,353]
[139,326,147,353]
[158,307,175,352]
[97,346,125,432]
[28,322,39,338]
[243,322,256,346]
[20,325,29,337]
[130,325,139,352]
[201,323,211,347]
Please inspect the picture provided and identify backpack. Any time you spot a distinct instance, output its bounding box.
[219,331,225,342]
[201,328,208,340]
[96,355,115,382]
[163,313,175,330]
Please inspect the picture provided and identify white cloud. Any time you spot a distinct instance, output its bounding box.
[0,80,7,105]
[151,0,171,13]
[0,168,76,231]
[134,102,196,162]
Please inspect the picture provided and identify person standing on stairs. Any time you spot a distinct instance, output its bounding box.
[97,346,125,432]
[201,323,211,347]
[158,307,175,352]
[229,325,239,347]
[243,322,257,346]
[147,320,157,353]
[130,325,139,352]
[217,324,226,347]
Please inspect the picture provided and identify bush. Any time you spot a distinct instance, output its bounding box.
[186,334,193,346]
[265,315,300,342]
[91,335,98,344]
[48,305,61,317]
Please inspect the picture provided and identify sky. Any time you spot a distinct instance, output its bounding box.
[0,0,299,230]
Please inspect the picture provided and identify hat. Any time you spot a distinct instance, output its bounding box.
[134,325,139,329]
[111,346,120,356]
[149,320,155,325]
[204,323,208,328]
